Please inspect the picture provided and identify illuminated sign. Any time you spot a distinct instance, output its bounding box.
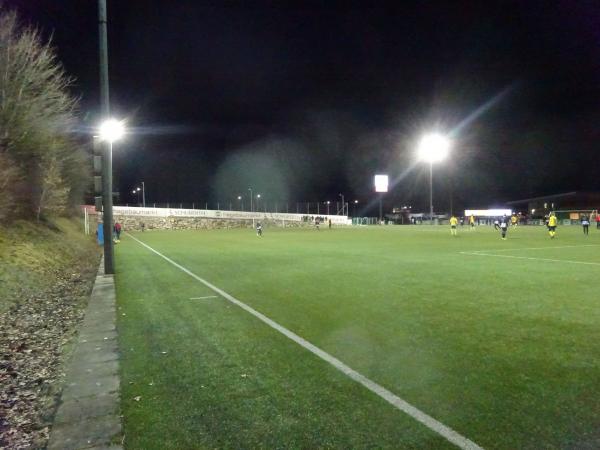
[374,174,389,193]
[464,209,513,217]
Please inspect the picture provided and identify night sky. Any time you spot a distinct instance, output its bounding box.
[12,1,600,214]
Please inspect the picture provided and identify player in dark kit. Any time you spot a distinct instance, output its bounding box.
[256,222,263,237]
[581,214,590,235]
[499,215,509,240]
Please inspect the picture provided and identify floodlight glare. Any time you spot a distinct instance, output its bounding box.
[374,174,389,193]
[417,133,450,163]
[99,119,125,143]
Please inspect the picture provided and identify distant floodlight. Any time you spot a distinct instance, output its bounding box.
[99,119,125,143]
[257,194,261,198]
[132,190,136,194]
[136,187,141,191]
[417,133,450,163]
[354,200,358,204]
[374,174,389,193]
[237,196,242,200]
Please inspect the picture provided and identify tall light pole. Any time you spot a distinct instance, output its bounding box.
[353,199,358,216]
[237,195,243,211]
[256,194,261,212]
[339,193,344,215]
[98,119,123,274]
[417,133,450,224]
[141,181,145,207]
[248,188,253,212]
[98,0,115,274]
[326,201,330,215]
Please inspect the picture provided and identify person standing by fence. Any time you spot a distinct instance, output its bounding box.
[114,222,122,241]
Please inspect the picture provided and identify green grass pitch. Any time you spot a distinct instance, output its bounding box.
[114,224,600,449]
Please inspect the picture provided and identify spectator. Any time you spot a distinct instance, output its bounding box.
[114,222,122,241]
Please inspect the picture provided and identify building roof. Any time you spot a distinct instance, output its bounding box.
[505,191,594,205]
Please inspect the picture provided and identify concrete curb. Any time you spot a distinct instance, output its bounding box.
[48,257,123,450]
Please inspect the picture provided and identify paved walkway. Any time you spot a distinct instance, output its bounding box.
[48,258,123,450]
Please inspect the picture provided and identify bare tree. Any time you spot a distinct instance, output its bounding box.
[0,9,85,222]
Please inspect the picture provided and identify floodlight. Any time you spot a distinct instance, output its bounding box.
[374,174,389,193]
[237,196,242,200]
[99,119,125,143]
[417,133,450,163]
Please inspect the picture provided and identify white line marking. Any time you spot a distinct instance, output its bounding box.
[190,296,218,300]
[125,232,483,450]
[461,251,600,266]
[470,244,600,253]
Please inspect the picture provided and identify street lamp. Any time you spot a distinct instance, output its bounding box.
[256,194,261,212]
[98,118,124,274]
[132,186,141,205]
[237,195,243,211]
[353,199,358,216]
[417,133,450,223]
[326,200,330,216]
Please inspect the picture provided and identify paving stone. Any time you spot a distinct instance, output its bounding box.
[48,415,121,450]
[78,330,118,344]
[62,373,120,400]
[69,347,119,366]
[78,323,117,338]
[72,338,118,357]
[86,446,123,450]
[67,359,119,379]
[54,392,120,424]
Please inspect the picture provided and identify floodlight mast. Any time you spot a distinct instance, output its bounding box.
[98,0,116,274]
[417,133,450,223]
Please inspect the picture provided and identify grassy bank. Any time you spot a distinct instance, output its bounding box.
[0,218,99,313]
[0,217,101,449]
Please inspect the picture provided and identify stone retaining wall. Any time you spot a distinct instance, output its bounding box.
[112,215,310,231]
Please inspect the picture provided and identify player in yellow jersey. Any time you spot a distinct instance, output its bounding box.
[511,214,518,228]
[450,215,458,236]
[469,214,475,230]
[548,212,558,238]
